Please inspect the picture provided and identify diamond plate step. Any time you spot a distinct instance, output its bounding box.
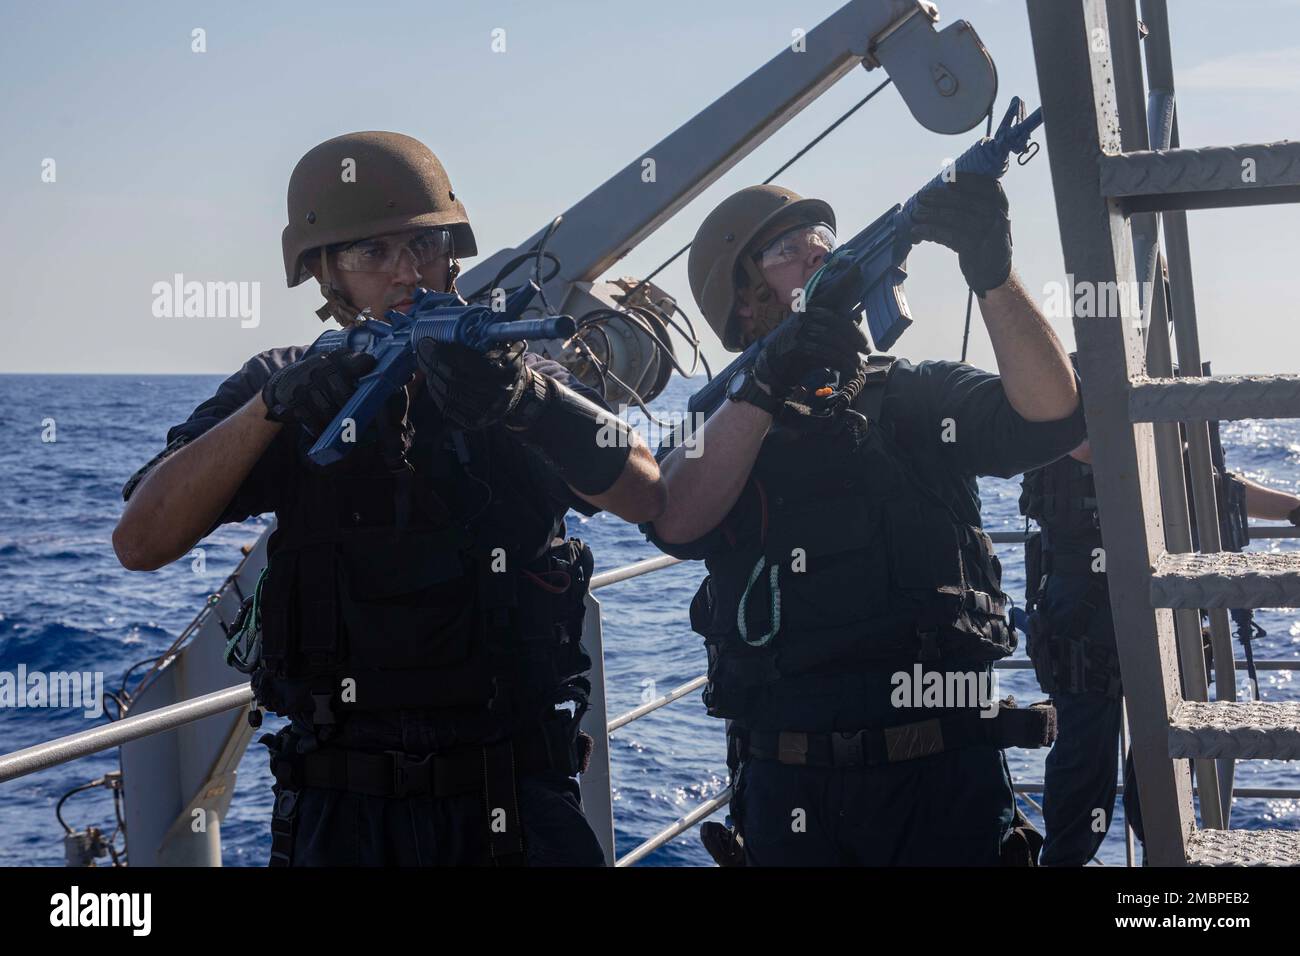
[1169,700,1300,759]
[1099,141,1300,211]
[1186,828,1300,866]
[1100,141,1300,194]
[1150,551,1300,609]
[1129,374,1300,422]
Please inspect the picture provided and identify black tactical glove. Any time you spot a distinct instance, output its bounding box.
[261,348,377,436]
[700,821,746,867]
[909,172,1013,296]
[416,338,530,431]
[753,305,869,398]
[1288,503,1300,527]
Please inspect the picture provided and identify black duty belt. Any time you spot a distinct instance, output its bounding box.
[744,700,1056,769]
[268,718,588,799]
[291,745,489,798]
[1045,550,1105,576]
[266,734,558,866]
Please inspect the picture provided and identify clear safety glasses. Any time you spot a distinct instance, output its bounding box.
[754,222,837,269]
[332,227,454,274]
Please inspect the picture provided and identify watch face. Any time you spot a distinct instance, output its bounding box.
[726,369,748,400]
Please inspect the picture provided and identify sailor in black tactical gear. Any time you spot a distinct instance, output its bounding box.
[647,178,1086,866]
[114,133,667,866]
[1020,358,1300,865]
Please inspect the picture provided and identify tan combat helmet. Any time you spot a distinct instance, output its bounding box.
[687,184,835,351]
[282,131,478,323]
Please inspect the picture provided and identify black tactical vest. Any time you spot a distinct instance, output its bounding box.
[1021,428,1249,554]
[1205,420,1251,554]
[1019,453,1101,545]
[688,358,1014,723]
[251,400,593,734]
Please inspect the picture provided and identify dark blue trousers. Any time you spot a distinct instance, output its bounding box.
[732,745,1015,866]
[272,712,606,867]
[1040,689,1122,865]
[287,770,606,866]
[1035,570,1141,865]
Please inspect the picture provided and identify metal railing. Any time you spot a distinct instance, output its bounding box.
[591,554,682,590]
[0,685,253,784]
[615,788,734,868]
[990,527,1300,543]
[608,676,707,733]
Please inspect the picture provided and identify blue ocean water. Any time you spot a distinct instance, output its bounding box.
[1,372,1297,867]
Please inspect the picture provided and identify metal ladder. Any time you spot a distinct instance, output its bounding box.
[1026,0,1300,865]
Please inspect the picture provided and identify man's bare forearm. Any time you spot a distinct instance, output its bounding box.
[114,396,282,571]
[651,400,772,545]
[979,272,1079,422]
[1242,476,1300,521]
[571,437,668,524]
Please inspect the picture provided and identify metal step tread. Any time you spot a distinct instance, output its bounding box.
[1169,700,1300,760]
[1186,827,1300,867]
[1099,141,1300,196]
[1129,374,1300,423]
[1150,551,1300,609]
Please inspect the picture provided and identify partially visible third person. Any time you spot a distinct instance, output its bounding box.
[1020,389,1300,865]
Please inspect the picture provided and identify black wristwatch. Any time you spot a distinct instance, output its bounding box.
[726,366,783,415]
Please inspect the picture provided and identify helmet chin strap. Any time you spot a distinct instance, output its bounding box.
[739,257,791,334]
[315,251,366,326]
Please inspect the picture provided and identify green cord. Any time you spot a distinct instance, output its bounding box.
[224,568,266,672]
[737,556,781,647]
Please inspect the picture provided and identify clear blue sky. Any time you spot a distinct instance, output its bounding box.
[4,0,1298,375]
